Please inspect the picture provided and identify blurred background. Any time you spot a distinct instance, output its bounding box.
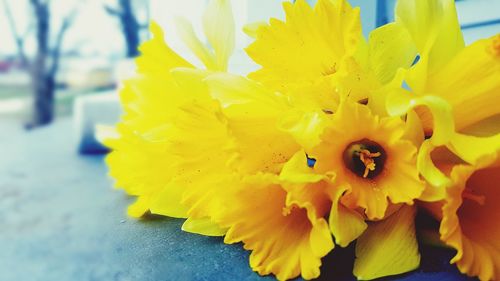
[0,0,499,132]
[0,1,498,280]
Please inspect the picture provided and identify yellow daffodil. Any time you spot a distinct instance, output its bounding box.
[384,0,500,279]
[386,0,500,192]
[205,73,300,174]
[104,22,194,218]
[103,0,499,280]
[440,152,500,281]
[422,150,500,281]
[440,153,500,281]
[246,0,418,114]
[307,101,424,220]
[246,0,361,94]
[278,100,423,279]
[105,0,239,234]
[214,173,333,280]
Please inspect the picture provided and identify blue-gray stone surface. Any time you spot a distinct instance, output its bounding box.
[0,118,476,281]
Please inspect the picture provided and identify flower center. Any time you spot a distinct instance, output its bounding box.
[342,139,386,179]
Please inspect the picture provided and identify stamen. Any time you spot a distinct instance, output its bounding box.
[462,188,486,205]
[358,149,382,178]
[342,139,386,179]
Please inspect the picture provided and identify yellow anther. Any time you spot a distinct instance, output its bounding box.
[359,149,381,178]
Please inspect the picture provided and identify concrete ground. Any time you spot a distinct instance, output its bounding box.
[0,118,475,281]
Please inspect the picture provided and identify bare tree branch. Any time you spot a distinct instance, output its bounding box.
[105,0,141,57]
[1,0,30,67]
[49,6,79,76]
[26,0,80,127]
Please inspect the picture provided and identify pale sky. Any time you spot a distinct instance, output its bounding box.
[1,0,497,60]
[0,0,287,60]
[0,0,126,57]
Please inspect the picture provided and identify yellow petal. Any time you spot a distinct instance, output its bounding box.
[182,217,227,237]
[280,151,327,184]
[328,185,367,247]
[386,92,455,146]
[395,0,464,83]
[203,0,235,71]
[246,0,361,93]
[149,180,189,218]
[439,154,500,280]
[426,34,500,130]
[218,174,333,280]
[243,21,267,38]
[206,73,299,174]
[278,110,328,151]
[136,21,193,74]
[332,55,379,103]
[386,92,455,195]
[449,133,500,166]
[403,109,425,148]
[167,100,238,219]
[367,68,406,116]
[353,205,420,280]
[205,73,290,110]
[170,67,210,95]
[417,140,449,201]
[308,218,334,261]
[368,22,417,85]
[127,196,150,218]
[175,17,217,70]
[105,125,176,210]
[461,114,500,138]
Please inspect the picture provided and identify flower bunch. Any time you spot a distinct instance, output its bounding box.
[102,0,500,280]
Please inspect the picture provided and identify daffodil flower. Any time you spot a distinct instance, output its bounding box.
[386,0,500,194]
[439,152,500,280]
[104,0,239,232]
[307,101,424,220]
[103,0,500,280]
[245,0,420,150]
[279,100,424,280]
[421,150,500,281]
[246,0,361,95]
[383,0,500,279]
[214,173,333,280]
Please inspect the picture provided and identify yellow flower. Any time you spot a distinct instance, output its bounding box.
[384,1,500,279]
[104,22,194,218]
[280,157,422,281]
[246,0,418,116]
[307,101,424,220]
[386,0,500,193]
[215,174,333,281]
[205,73,300,174]
[246,0,361,94]
[103,0,499,281]
[424,151,500,281]
[104,0,240,235]
[278,100,424,279]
